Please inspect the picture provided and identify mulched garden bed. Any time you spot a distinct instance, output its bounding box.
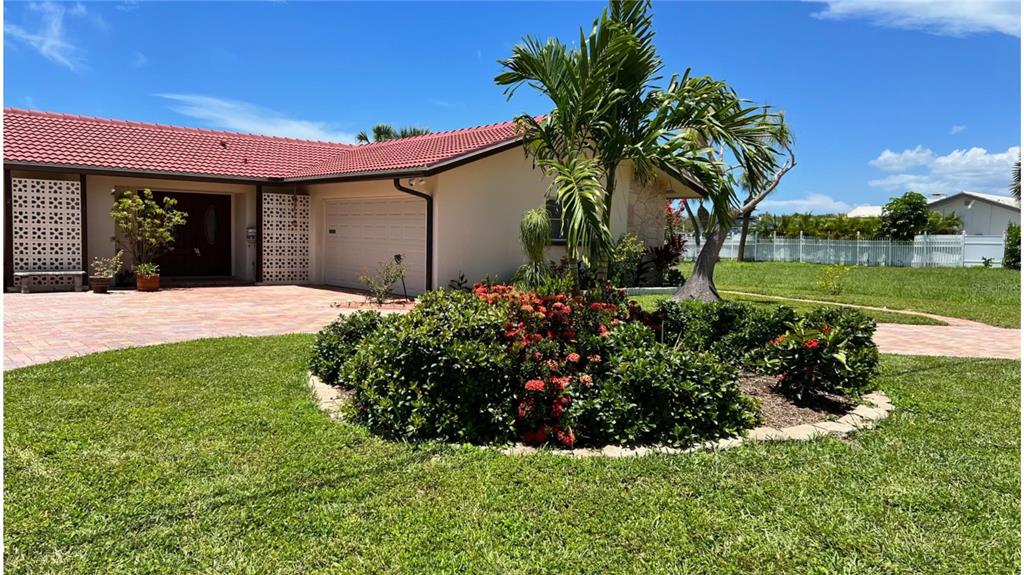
[739,373,856,429]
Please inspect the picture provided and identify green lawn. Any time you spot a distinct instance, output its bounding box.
[681,261,1020,327]
[631,292,947,325]
[5,336,1019,574]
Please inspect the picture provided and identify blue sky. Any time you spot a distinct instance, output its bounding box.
[4,0,1020,213]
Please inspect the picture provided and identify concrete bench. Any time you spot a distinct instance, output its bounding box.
[13,271,86,293]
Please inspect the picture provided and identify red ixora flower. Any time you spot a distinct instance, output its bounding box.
[769,335,786,347]
[516,397,535,420]
[566,352,581,363]
[551,402,566,418]
[803,338,821,349]
[548,375,572,392]
[821,324,832,334]
[525,379,545,392]
[554,427,576,448]
[579,374,593,387]
[587,354,601,364]
[546,359,560,371]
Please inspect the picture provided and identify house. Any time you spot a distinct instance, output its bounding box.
[927,191,1020,236]
[2,108,702,293]
[846,205,883,218]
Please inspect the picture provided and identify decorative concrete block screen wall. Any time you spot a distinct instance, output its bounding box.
[10,178,82,290]
[261,191,310,284]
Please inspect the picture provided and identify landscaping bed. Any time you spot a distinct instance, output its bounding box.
[310,285,881,450]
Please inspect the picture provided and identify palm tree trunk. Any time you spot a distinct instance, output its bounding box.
[682,200,702,248]
[736,209,751,262]
[671,225,727,301]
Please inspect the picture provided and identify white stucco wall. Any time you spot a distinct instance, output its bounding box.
[930,198,1020,236]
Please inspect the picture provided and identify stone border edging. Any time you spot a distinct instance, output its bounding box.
[623,287,678,295]
[307,373,893,458]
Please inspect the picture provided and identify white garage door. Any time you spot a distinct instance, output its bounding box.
[323,197,427,294]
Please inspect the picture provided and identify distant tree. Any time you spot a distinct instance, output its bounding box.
[356,123,431,144]
[878,192,929,241]
[1003,222,1020,270]
[925,211,962,235]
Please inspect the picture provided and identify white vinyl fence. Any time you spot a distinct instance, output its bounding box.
[681,233,1007,268]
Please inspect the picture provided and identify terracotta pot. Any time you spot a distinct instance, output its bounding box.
[89,276,111,294]
[136,274,160,292]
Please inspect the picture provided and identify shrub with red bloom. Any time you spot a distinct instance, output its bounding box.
[803,338,821,349]
[588,354,601,363]
[566,352,581,363]
[579,374,593,387]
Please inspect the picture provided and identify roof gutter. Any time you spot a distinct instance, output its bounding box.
[392,177,433,291]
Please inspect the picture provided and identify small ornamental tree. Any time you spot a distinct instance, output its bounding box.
[1003,222,1020,270]
[879,192,929,241]
[110,189,187,270]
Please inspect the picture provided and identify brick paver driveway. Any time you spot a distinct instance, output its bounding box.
[5,286,1019,370]
[3,286,372,370]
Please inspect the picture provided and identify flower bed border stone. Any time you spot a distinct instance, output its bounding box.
[307,373,893,457]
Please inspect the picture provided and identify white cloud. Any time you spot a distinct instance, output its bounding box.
[156,94,357,143]
[130,51,147,68]
[949,124,966,134]
[759,193,852,214]
[808,0,1020,37]
[4,1,83,70]
[868,145,1020,195]
[869,145,935,171]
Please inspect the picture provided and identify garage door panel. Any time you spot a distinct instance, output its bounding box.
[324,197,426,293]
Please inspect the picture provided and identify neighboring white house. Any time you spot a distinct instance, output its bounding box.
[848,192,1020,236]
[927,191,1020,236]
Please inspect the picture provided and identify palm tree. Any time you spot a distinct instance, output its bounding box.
[496,0,787,268]
[355,123,431,144]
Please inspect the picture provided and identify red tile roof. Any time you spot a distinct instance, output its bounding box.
[3,108,523,181]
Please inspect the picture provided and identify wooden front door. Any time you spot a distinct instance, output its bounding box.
[155,192,231,277]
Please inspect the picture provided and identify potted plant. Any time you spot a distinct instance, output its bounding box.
[89,250,123,293]
[110,188,187,292]
[133,262,160,292]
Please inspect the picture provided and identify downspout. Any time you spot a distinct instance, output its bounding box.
[392,177,433,290]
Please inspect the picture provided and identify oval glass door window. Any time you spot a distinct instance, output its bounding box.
[204,205,217,245]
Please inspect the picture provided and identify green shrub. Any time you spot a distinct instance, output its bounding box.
[609,233,647,287]
[572,323,756,447]
[1003,223,1020,270]
[656,299,797,366]
[764,307,879,400]
[359,259,406,304]
[309,310,384,387]
[343,290,520,443]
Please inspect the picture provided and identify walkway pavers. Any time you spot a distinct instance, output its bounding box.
[3,286,370,370]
